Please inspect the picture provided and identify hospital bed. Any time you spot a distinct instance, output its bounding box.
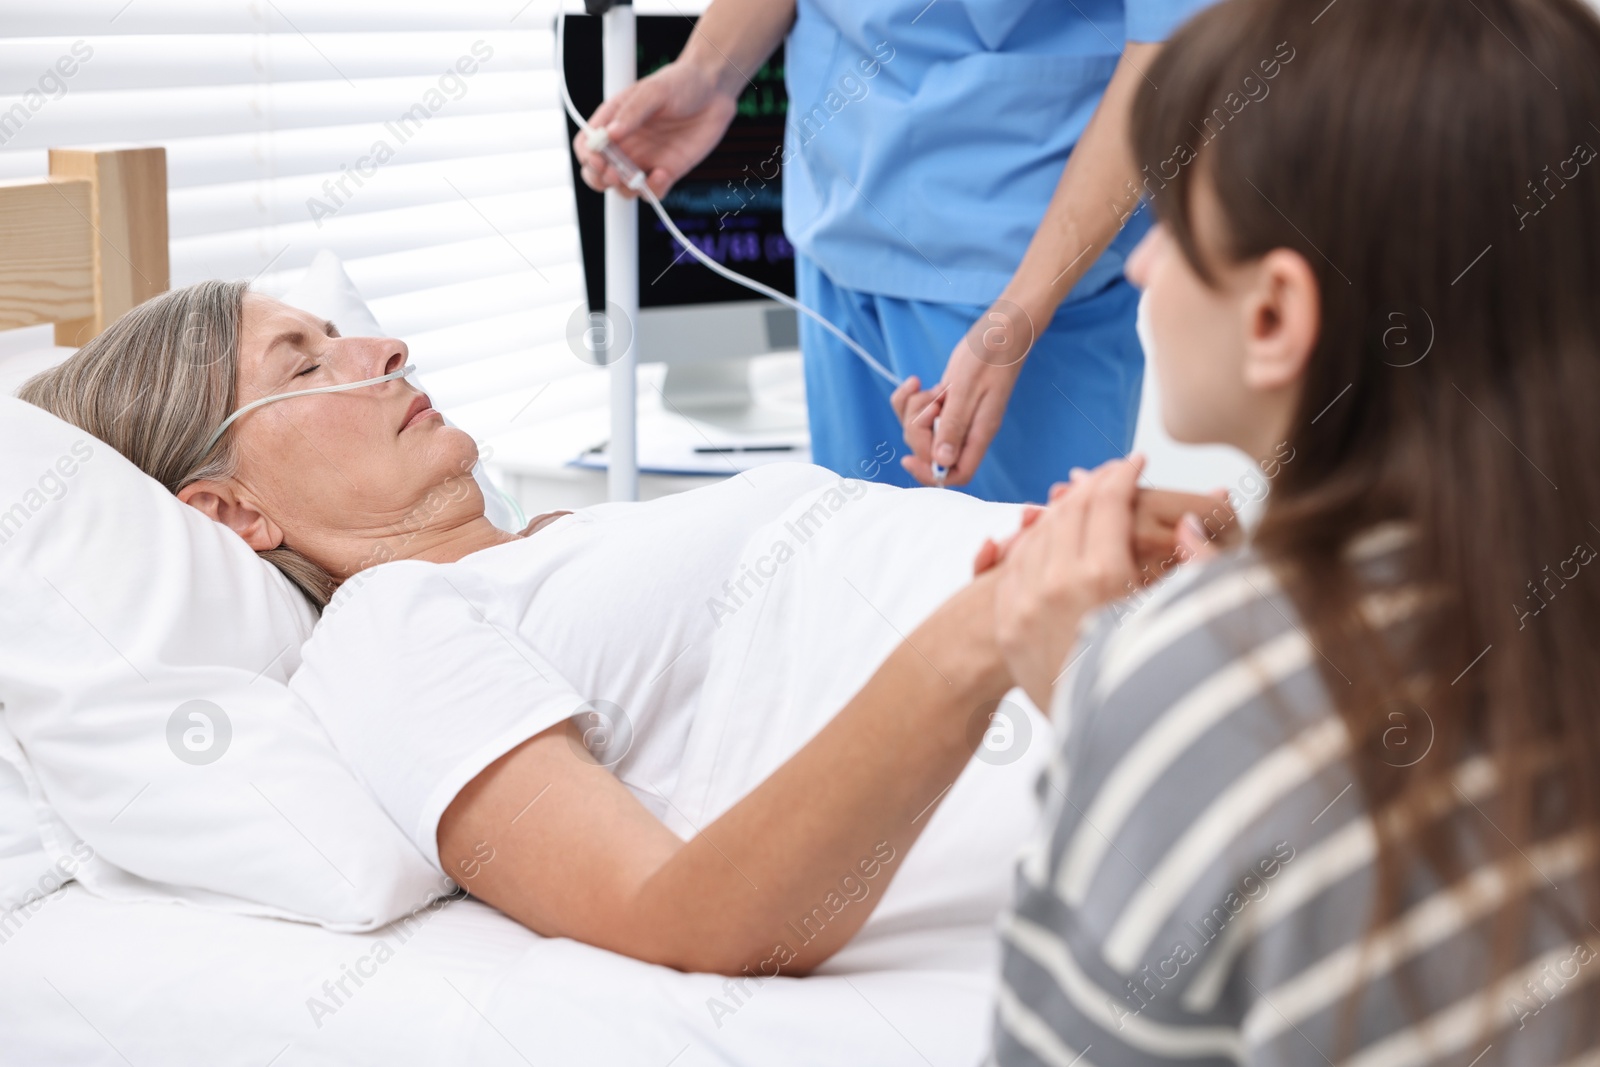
[0,147,1039,1066]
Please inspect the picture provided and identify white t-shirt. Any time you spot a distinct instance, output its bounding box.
[291,462,1031,872]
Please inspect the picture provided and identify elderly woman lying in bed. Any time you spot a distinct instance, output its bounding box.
[19,285,1230,976]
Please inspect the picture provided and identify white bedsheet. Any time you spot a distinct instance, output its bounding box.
[1,884,1005,1066]
[2,665,1047,1067]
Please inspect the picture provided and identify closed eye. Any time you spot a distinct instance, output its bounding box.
[295,364,320,378]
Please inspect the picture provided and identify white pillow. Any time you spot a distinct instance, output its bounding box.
[0,725,95,926]
[0,733,62,914]
[275,250,523,533]
[0,256,505,923]
[0,394,445,930]
[0,332,85,916]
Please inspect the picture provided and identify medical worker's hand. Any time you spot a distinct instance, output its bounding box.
[574,60,740,199]
[893,301,1036,486]
[990,457,1144,712]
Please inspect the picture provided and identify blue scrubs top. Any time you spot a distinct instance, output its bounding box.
[782,0,1215,307]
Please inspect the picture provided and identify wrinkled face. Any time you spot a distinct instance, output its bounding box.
[221,293,480,564]
[1124,179,1255,451]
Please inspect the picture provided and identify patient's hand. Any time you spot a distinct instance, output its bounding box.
[973,481,1238,579]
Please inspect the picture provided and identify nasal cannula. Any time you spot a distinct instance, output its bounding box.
[201,362,419,454]
[554,10,948,488]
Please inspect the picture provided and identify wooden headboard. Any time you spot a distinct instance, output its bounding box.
[0,146,169,347]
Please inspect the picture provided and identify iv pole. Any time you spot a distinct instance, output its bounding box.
[585,0,640,502]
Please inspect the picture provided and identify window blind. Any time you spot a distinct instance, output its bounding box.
[0,0,600,443]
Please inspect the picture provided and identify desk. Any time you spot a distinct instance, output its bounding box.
[484,351,810,517]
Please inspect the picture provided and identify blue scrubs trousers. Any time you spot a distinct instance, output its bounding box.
[796,253,1144,505]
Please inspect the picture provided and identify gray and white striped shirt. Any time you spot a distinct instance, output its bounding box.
[994,536,1595,1066]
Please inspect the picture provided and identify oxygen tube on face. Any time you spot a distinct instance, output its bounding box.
[201,363,417,454]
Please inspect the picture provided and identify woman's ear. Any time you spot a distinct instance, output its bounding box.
[1240,247,1320,393]
[176,480,284,552]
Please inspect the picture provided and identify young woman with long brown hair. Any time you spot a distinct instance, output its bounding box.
[981,0,1600,1060]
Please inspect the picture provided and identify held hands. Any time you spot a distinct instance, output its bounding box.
[980,457,1238,711]
[973,480,1235,579]
[572,60,739,200]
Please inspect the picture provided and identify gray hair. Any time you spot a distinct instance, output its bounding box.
[18,281,338,609]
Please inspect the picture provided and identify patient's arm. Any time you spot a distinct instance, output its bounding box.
[438,570,1013,977]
